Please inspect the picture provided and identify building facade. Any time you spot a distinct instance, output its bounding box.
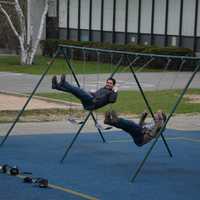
[46,0,200,52]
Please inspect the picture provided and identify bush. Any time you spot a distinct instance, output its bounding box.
[40,39,195,70]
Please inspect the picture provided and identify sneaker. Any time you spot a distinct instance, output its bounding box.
[104,111,119,125]
[104,111,112,125]
[139,111,148,126]
[148,111,166,138]
[110,111,119,124]
[52,76,58,89]
[60,74,66,86]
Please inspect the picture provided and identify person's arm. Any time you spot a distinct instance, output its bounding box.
[108,90,118,103]
[89,89,96,97]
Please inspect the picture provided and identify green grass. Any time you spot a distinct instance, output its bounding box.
[0,55,161,75]
[36,89,200,114]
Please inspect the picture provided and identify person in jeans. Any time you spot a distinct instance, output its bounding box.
[104,110,166,146]
[52,74,118,110]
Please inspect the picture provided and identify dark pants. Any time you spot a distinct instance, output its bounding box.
[112,118,144,146]
[57,82,95,110]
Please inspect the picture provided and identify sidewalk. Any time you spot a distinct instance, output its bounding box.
[0,114,200,137]
[0,93,81,111]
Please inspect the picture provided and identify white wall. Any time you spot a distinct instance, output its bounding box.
[48,0,57,17]
[103,0,113,31]
[127,0,139,33]
[57,0,199,37]
[182,0,195,36]
[69,0,78,28]
[154,0,165,34]
[59,0,67,28]
[80,0,90,29]
[168,0,181,35]
[140,0,152,34]
[115,0,126,32]
[91,0,101,30]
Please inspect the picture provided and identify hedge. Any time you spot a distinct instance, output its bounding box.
[40,39,195,70]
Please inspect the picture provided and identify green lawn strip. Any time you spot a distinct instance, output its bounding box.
[36,89,200,114]
[1,89,199,123]
[0,55,161,74]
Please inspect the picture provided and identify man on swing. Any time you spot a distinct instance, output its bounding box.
[52,74,118,110]
[104,110,166,146]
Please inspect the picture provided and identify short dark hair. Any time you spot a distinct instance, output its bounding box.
[107,77,116,85]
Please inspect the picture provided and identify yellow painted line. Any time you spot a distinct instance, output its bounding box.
[108,139,132,143]
[17,175,99,200]
[48,183,99,200]
[167,136,200,143]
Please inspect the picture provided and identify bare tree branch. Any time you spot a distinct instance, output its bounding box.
[0,3,20,39]
[0,1,15,5]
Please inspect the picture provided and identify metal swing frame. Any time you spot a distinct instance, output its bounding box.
[58,45,200,182]
[59,46,173,162]
[1,44,199,183]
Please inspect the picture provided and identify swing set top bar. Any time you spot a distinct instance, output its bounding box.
[59,44,200,61]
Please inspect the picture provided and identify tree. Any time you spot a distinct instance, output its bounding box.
[0,0,49,65]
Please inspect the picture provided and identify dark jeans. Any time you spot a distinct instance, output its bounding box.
[57,82,95,110]
[112,118,144,146]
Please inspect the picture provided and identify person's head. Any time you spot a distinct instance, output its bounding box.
[105,77,116,90]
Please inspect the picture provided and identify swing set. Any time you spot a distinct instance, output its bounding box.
[1,44,200,183]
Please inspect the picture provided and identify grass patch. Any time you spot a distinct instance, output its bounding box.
[0,55,161,75]
[36,89,200,115]
[1,89,199,123]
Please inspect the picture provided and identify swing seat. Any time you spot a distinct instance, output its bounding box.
[68,118,84,125]
[95,123,112,131]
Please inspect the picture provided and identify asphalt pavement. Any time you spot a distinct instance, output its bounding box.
[0,72,199,94]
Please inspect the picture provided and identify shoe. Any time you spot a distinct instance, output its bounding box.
[104,111,119,125]
[52,76,58,89]
[60,74,66,86]
[104,111,112,125]
[148,111,166,138]
[139,111,148,126]
[110,111,119,124]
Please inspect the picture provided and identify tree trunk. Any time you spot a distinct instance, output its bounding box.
[0,0,49,65]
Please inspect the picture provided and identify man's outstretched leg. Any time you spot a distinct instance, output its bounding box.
[52,75,94,110]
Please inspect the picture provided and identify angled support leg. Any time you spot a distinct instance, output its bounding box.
[0,48,61,146]
[60,112,92,163]
[109,55,124,78]
[61,47,80,87]
[90,112,106,143]
[61,47,106,143]
[130,62,200,182]
[129,65,173,157]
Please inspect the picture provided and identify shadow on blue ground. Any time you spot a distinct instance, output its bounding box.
[0,129,200,200]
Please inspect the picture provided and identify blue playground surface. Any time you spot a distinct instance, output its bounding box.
[0,129,200,200]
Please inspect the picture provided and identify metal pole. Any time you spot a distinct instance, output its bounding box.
[61,47,106,142]
[0,48,60,146]
[129,64,173,157]
[90,112,106,143]
[130,62,200,182]
[60,112,91,163]
[61,47,80,87]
